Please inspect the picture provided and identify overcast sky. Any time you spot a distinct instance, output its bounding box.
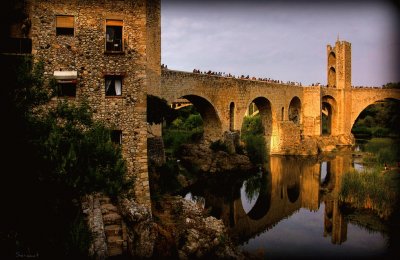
[161,0,400,86]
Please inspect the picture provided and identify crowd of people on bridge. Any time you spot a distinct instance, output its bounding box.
[161,64,382,88]
[191,68,303,86]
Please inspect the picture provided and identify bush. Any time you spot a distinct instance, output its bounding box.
[241,115,267,164]
[241,115,264,136]
[184,114,203,130]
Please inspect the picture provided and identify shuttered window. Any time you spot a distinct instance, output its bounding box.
[56,15,74,36]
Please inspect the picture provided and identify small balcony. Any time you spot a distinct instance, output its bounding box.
[1,37,32,54]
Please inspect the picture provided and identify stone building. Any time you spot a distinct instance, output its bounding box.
[7,0,161,207]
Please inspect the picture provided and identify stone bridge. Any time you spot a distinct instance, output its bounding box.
[161,69,400,154]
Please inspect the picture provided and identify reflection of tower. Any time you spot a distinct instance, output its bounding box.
[323,199,347,244]
[322,156,350,244]
[300,160,320,211]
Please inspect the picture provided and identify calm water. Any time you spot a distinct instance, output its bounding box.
[182,146,396,258]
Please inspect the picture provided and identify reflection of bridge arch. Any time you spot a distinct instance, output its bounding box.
[287,182,300,203]
[322,95,337,135]
[228,156,307,243]
[245,171,272,221]
[179,94,223,140]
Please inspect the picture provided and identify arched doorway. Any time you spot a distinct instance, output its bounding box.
[322,95,337,135]
[288,96,301,125]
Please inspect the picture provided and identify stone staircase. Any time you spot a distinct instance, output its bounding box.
[83,193,155,259]
[98,196,128,257]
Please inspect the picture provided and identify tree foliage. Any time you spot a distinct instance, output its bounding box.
[241,115,267,164]
[1,56,131,257]
[352,99,400,138]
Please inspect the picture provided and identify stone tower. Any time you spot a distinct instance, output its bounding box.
[326,39,353,139]
[327,40,351,89]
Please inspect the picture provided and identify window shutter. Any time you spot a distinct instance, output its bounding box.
[56,16,74,28]
[106,20,123,26]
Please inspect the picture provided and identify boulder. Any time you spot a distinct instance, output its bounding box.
[179,143,254,173]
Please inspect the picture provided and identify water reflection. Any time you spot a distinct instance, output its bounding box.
[182,152,390,257]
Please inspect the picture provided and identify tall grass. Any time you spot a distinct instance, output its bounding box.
[340,168,398,219]
[363,138,400,165]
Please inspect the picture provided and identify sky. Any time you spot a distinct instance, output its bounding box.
[161,0,400,87]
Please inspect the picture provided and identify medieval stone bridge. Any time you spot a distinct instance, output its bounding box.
[161,68,400,154]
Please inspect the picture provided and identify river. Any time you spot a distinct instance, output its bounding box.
[181,139,399,258]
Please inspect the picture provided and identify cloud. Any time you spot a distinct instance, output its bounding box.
[161,0,400,86]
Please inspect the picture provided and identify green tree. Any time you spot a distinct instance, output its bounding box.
[184,114,203,130]
[241,115,267,164]
[1,56,131,258]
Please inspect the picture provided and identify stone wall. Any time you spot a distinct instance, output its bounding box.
[29,0,157,206]
[147,136,166,167]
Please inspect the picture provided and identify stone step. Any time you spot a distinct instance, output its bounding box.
[107,236,125,255]
[104,224,122,237]
[107,244,123,256]
[107,235,124,244]
[103,212,122,225]
[99,196,111,204]
[101,203,118,214]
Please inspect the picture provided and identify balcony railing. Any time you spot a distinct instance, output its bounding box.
[1,37,32,54]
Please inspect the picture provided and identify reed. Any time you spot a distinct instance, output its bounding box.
[340,168,398,219]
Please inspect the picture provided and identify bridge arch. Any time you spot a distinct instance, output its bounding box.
[288,96,301,125]
[351,94,400,130]
[242,97,274,152]
[176,94,223,140]
[322,95,337,135]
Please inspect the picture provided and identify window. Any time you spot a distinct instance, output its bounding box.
[53,71,77,97]
[105,76,122,96]
[106,20,123,52]
[57,81,76,97]
[111,130,122,144]
[56,15,74,36]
